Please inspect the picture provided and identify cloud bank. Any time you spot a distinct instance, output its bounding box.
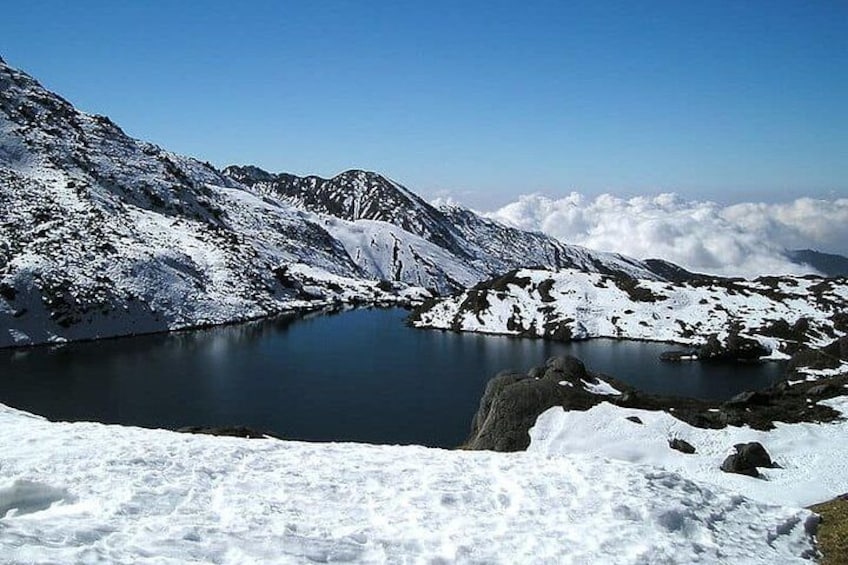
[483,193,848,278]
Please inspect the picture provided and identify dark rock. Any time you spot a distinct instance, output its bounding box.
[375,280,395,292]
[467,374,563,451]
[822,336,848,361]
[613,276,665,302]
[832,312,848,333]
[617,391,641,406]
[626,416,643,424]
[464,342,848,453]
[698,331,770,363]
[787,347,841,373]
[736,441,778,467]
[807,384,832,397]
[0,283,16,302]
[537,279,556,303]
[803,513,821,537]
[545,356,587,378]
[724,390,771,408]
[720,442,777,477]
[756,318,810,355]
[543,319,573,341]
[466,355,616,451]
[177,425,276,439]
[668,438,696,454]
[720,453,760,477]
[528,366,545,380]
[455,289,490,322]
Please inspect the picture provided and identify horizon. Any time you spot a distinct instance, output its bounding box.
[3,1,846,209]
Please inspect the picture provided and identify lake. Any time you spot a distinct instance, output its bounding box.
[0,307,784,447]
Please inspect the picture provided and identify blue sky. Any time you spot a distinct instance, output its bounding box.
[2,1,846,207]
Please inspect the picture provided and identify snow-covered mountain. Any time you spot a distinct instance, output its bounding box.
[224,165,470,257]
[0,56,431,348]
[0,56,700,347]
[411,267,848,358]
[225,165,684,285]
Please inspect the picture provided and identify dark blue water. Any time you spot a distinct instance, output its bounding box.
[0,307,784,447]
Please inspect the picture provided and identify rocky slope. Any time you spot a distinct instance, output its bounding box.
[0,56,699,347]
[466,341,848,452]
[410,267,848,359]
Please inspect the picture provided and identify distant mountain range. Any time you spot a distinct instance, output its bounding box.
[787,249,848,277]
[0,55,696,347]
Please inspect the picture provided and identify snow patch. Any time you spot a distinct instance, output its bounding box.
[581,379,621,396]
[529,396,848,508]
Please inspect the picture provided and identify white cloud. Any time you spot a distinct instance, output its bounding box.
[484,193,848,277]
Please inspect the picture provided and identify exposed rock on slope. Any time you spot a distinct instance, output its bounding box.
[226,166,693,289]
[720,442,779,478]
[224,166,697,291]
[411,267,848,359]
[225,166,468,256]
[466,349,848,452]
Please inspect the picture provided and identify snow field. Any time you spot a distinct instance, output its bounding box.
[0,403,816,564]
[529,396,848,509]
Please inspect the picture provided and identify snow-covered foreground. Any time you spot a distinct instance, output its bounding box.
[530,396,848,508]
[0,404,817,564]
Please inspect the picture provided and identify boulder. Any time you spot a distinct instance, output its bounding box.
[720,442,777,477]
[466,356,603,451]
[544,356,588,378]
[467,374,562,451]
[668,438,696,454]
[724,390,771,408]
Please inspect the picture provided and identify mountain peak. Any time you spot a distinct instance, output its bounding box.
[332,168,385,181]
[222,164,276,184]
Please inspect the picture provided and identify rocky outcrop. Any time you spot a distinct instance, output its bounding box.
[668,438,697,454]
[787,336,848,373]
[466,342,848,452]
[466,357,611,451]
[720,442,779,478]
[697,330,771,363]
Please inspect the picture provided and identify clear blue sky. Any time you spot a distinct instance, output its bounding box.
[2,1,846,207]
